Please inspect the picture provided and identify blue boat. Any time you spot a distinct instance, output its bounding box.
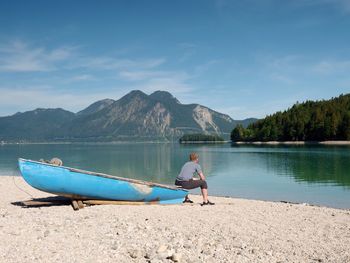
[18,158,188,204]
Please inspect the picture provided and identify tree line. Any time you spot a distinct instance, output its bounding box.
[179,133,224,143]
[231,94,350,141]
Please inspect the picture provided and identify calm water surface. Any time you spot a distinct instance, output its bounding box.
[1,143,349,209]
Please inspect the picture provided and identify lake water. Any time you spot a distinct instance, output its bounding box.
[1,143,349,209]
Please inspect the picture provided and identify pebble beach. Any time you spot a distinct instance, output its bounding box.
[1,176,350,263]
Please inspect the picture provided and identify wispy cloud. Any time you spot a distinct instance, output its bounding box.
[118,70,193,95]
[312,60,350,74]
[215,95,304,119]
[69,74,96,82]
[0,40,76,72]
[256,54,302,85]
[290,0,350,14]
[118,70,168,81]
[0,85,127,116]
[134,76,193,95]
[214,0,350,15]
[177,42,197,63]
[0,40,221,115]
[71,57,166,71]
[0,40,166,73]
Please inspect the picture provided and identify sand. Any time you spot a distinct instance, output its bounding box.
[0,176,349,263]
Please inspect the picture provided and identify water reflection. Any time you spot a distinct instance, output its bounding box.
[0,144,215,184]
[262,147,350,188]
[1,143,350,208]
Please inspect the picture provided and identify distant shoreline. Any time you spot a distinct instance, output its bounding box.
[0,141,175,145]
[231,140,350,145]
[1,140,350,146]
[179,141,228,144]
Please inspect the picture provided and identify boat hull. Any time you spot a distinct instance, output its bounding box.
[18,159,187,204]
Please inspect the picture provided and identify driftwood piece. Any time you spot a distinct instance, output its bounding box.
[18,196,71,207]
[71,200,80,211]
[17,197,161,211]
[83,200,159,206]
[77,200,85,209]
[22,200,57,206]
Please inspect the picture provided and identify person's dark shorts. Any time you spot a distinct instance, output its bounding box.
[175,179,208,190]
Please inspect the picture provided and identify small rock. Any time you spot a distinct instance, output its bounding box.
[167,249,175,258]
[128,249,141,259]
[111,244,118,250]
[44,230,50,237]
[157,252,169,259]
[170,253,182,262]
[157,245,168,253]
[144,252,151,259]
[204,250,213,256]
[183,243,191,249]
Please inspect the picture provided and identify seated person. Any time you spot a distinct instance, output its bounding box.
[175,152,214,206]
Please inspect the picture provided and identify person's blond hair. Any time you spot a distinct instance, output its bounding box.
[189,152,199,161]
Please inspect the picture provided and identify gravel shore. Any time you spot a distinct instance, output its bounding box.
[1,176,349,263]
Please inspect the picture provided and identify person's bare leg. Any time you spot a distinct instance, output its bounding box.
[201,188,208,203]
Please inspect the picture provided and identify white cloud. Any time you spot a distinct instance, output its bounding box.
[117,66,195,96]
[254,54,303,85]
[295,0,350,14]
[215,95,303,119]
[0,40,76,72]
[0,40,166,73]
[266,55,301,69]
[312,60,350,74]
[0,40,211,115]
[118,70,167,81]
[69,56,166,71]
[177,42,197,63]
[69,74,96,82]
[0,86,126,116]
[136,77,193,95]
[269,73,294,84]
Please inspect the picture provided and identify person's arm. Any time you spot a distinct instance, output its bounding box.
[196,164,205,180]
[198,171,206,181]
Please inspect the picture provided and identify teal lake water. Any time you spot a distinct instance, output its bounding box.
[1,143,349,209]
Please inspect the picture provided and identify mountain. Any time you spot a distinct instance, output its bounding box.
[77,99,115,116]
[63,90,243,141]
[0,108,75,141]
[0,90,256,142]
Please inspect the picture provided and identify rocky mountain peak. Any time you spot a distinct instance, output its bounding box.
[122,90,148,100]
[77,99,115,116]
[149,90,180,104]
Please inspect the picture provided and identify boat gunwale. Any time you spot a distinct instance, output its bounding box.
[18,158,186,191]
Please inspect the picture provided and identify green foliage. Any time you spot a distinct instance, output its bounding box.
[179,133,225,143]
[231,94,350,141]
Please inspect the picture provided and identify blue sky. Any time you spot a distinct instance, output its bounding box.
[0,0,350,119]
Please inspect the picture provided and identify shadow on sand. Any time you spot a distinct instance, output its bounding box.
[12,196,72,208]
